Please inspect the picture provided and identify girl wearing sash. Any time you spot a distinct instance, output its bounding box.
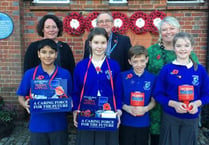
[153,32,209,145]
[17,39,72,145]
[72,27,122,145]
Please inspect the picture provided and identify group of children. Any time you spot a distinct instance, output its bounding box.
[17,27,209,145]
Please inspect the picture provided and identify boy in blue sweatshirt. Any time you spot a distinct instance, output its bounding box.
[119,45,156,145]
[17,39,72,145]
[153,32,209,145]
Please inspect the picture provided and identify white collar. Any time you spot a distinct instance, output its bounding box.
[91,57,106,68]
[172,59,193,69]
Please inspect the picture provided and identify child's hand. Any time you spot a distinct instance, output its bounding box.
[73,110,80,127]
[169,100,187,114]
[187,100,202,114]
[122,104,136,116]
[187,102,198,114]
[24,99,30,114]
[18,96,30,114]
[116,110,122,128]
[133,106,148,116]
[176,102,188,113]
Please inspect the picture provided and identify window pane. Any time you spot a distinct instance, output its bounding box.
[168,0,195,1]
[33,0,70,3]
[109,0,127,3]
[167,0,204,3]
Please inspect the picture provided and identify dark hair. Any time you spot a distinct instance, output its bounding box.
[37,14,63,37]
[173,32,195,47]
[173,32,197,70]
[87,27,109,55]
[37,39,57,52]
[128,45,148,59]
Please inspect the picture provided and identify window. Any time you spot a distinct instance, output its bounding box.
[167,0,204,3]
[109,0,127,4]
[33,0,70,3]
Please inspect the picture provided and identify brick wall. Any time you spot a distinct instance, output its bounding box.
[0,0,208,119]
[0,0,23,114]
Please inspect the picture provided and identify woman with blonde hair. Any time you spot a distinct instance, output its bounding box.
[147,16,199,145]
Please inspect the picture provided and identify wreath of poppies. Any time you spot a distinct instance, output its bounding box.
[129,11,149,34]
[147,10,166,34]
[112,12,129,34]
[62,11,166,35]
[85,12,100,31]
[63,12,85,35]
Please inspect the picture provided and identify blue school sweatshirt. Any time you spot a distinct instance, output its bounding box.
[153,61,209,119]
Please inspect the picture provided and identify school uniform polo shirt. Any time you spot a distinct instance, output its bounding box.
[17,65,72,132]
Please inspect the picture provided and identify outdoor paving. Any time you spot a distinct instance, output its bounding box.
[0,121,209,145]
[0,121,76,145]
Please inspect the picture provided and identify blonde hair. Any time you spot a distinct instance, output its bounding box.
[158,16,180,40]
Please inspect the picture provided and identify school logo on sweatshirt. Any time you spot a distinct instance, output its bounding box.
[105,70,112,80]
[143,81,151,90]
[192,75,199,86]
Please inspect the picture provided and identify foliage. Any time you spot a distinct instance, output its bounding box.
[0,96,16,124]
[201,105,209,128]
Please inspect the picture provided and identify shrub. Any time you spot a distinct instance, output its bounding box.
[0,96,16,125]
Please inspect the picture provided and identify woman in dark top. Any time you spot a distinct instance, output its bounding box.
[24,14,75,76]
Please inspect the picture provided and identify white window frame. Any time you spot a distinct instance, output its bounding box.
[109,0,127,4]
[167,0,204,4]
[33,0,70,4]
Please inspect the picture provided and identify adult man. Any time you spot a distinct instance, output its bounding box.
[83,12,132,71]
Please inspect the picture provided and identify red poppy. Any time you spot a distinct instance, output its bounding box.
[157,55,161,60]
[81,111,85,115]
[25,96,31,100]
[126,73,133,79]
[103,103,111,111]
[172,69,179,75]
[95,66,102,73]
[84,109,91,117]
[55,86,64,96]
[37,75,44,80]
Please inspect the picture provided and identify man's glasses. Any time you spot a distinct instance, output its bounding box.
[97,19,113,24]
